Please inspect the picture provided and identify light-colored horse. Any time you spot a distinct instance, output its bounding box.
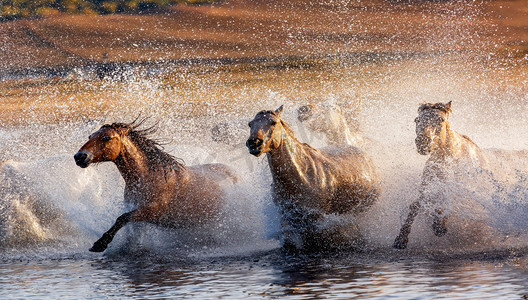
[393,101,491,249]
[210,118,251,146]
[74,121,240,252]
[246,105,379,252]
[297,100,364,146]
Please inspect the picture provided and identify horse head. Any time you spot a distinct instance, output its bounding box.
[246,105,284,157]
[415,101,452,155]
[74,124,129,168]
[297,104,314,122]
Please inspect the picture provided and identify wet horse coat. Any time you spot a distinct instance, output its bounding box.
[247,106,379,251]
[393,101,489,249]
[74,121,239,252]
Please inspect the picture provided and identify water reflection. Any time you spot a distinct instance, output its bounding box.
[1,250,528,299]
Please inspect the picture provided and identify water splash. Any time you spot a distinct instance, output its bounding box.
[1,54,528,258]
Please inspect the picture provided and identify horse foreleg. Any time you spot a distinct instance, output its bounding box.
[393,200,421,249]
[432,208,448,237]
[90,210,135,252]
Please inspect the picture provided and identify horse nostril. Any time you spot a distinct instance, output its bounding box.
[74,152,92,167]
[246,137,263,149]
[74,152,86,161]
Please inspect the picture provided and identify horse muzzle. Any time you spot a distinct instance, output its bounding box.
[74,151,93,168]
[415,137,432,155]
[246,137,264,157]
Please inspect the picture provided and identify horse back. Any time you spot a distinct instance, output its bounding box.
[276,144,377,214]
[321,145,377,177]
[189,163,241,185]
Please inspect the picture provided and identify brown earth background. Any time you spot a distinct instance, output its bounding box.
[2,0,527,70]
[0,0,527,126]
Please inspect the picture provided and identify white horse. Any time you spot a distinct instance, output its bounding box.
[296,100,364,146]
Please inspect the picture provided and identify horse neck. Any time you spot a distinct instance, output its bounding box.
[267,126,310,183]
[114,136,151,185]
[432,122,466,161]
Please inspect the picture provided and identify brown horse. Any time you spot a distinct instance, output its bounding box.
[246,105,379,252]
[74,120,239,252]
[393,101,489,249]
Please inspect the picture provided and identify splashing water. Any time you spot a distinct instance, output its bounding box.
[0,53,527,260]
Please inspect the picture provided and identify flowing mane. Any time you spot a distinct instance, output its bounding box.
[103,121,185,174]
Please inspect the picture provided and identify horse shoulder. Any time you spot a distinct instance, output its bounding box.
[321,145,375,175]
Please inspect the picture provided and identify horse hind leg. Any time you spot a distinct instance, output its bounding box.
[432,208,448,237]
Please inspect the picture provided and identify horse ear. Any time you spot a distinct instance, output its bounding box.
[275,105,284,116]
[115,126,130,136]
[445,101,452,113]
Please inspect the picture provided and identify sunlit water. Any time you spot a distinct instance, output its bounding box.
[1,54,528,298]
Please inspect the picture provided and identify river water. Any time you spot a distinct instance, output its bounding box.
[1,54,528,299]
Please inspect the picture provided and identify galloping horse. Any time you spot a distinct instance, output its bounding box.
[246,106,379,252]
[393,101,489,249]
[74,120,240,252]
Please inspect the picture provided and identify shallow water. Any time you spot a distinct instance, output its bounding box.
[2,250,528,299]
[1,54,528,298]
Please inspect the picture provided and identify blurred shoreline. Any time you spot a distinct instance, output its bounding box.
[1,0,526,77]
[0,0,526,126]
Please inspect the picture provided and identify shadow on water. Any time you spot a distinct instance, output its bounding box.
[54,248,527,299]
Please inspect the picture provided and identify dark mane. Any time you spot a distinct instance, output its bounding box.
[460,134,476,145]
[256,110,278,117]
[418,102,452,114]
[257,109,318,150]
[103,120,185,174]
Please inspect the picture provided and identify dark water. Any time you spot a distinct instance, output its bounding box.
[2,249,528,299]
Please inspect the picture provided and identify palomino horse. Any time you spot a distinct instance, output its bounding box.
[246,105,379,252]
[297,100,364,146]
[74,120,239,252]
[393,101,489,249]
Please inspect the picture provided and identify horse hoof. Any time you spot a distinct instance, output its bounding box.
[432,221,448,237]
[89,243,107,252]
[393,238,408,250]
[433,227,447,237]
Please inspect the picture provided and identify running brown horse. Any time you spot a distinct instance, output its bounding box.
[393,101,489,249]
[74,120,239,252]
[246,105,379,252]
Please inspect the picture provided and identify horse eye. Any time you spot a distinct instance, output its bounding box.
[248,121,253,128]
[101,136,112,142]
[414,118,419,123]
[270,120,277,126]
